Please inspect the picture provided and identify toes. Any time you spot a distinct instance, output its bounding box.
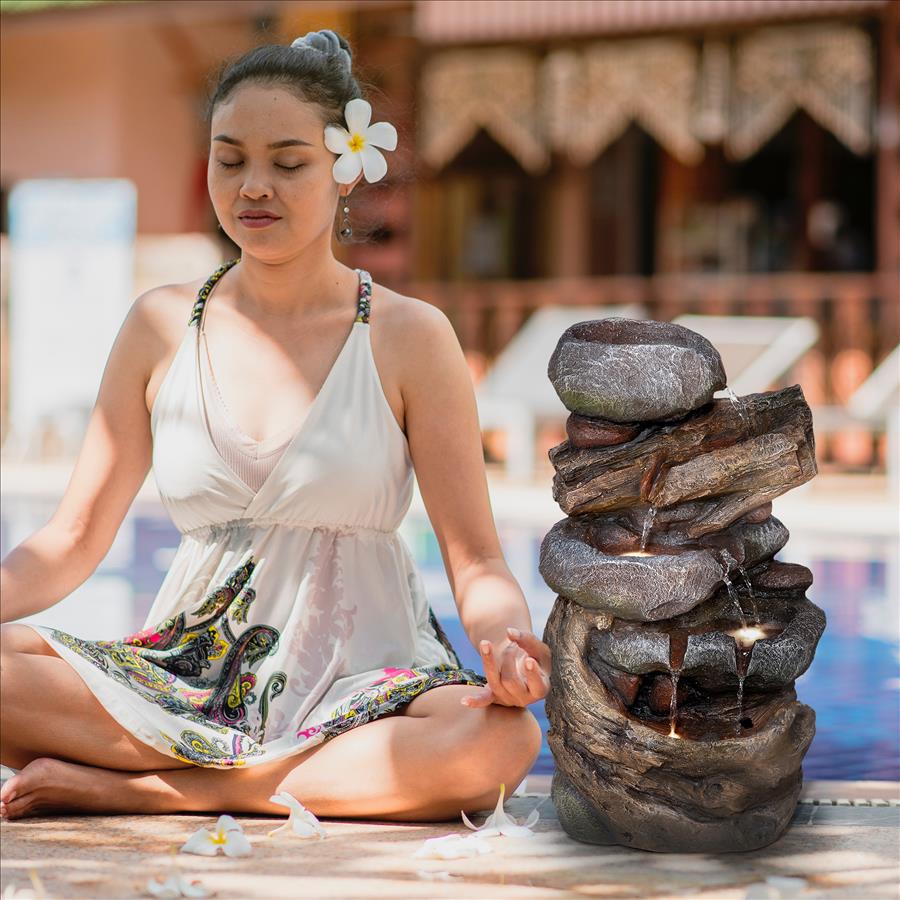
[1,778,20,803]
[1,794,33,820]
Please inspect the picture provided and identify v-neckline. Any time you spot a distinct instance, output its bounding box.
[194,264,368,502]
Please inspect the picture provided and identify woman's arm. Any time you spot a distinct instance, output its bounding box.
[397,299,533,647]
[397,297,550,707]
[0,287,173,624]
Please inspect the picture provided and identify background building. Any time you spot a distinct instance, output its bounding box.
[1,0,898,474]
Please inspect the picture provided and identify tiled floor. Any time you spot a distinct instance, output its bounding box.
[2,777,898,899]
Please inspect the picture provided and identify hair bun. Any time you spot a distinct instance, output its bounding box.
[290,29,351,72]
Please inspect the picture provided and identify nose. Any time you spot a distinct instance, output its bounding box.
[239,169,274,199]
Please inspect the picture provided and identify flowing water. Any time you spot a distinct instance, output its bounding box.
[735,675,746,736]
[669,672,680,737]
[724,385,751,429]
[718,549,748,629]
[640,506,657,552]
[737,565,760,624]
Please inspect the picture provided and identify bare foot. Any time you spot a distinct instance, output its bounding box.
[0,757,143,820]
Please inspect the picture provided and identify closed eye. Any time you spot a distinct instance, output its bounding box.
[216,162,303,171]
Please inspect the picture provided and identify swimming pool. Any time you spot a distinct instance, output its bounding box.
[2,497,897,781]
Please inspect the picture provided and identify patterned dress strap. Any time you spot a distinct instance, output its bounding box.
[190,259,371,327]
[355,269,372,324]
[189,257,241,328]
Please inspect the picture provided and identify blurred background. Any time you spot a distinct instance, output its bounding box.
[1,0,898,784]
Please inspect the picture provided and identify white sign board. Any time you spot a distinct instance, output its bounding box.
[7,178,136,457]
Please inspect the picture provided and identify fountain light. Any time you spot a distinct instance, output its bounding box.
[730,626,769,647]
[621,550,654,557]
[668,725,681,739]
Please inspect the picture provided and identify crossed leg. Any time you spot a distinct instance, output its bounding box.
[0,624,543,822]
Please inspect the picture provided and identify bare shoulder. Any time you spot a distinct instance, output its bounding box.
[134,278,202,416]
[369,281,459,432]
[370,280,457,360]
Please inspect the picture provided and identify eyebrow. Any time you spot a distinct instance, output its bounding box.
[213,135,313,148]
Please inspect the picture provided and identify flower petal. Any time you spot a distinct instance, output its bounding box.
[364,122,397,151]
[145,877,181,899]
[344,98,372,134]
[222,830,253,857]
[216,814,243,834]
[497,821,536,838]
[324,125,351,154]
[522,808,540,828]
[460,809,484,831]
[177,876,211,899]
[360,145,387,182]
[413,833,493,859]
[268,791,303,814]
[179,830,218,856]
[333,152,362,185]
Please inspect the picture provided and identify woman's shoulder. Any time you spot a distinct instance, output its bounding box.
[131,277,203,417]
[369,278,451,339]
[133,276,203,329]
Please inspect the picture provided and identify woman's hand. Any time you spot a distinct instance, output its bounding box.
[460,626,552,709]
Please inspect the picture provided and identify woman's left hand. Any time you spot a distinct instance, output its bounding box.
[460,626,552,708]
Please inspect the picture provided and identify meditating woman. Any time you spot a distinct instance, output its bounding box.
[0,28,549,822]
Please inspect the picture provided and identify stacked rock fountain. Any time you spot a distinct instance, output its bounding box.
[539,318,825,853]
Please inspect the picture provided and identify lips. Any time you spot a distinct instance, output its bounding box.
[239,213,281,220]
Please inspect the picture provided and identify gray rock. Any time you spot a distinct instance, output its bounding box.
[587,578,825,693]
[537,514,788,621]
[547,318,727,422]
[544,595,815,853]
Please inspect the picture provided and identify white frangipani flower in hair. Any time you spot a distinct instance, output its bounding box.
[266,790,327,840]
[324,98,398,184]
[460,782,540,837]
[179,814,252,857]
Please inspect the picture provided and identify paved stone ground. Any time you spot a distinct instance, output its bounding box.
[1,780,898,899]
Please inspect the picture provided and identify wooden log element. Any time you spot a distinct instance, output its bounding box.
[549,386,817,537]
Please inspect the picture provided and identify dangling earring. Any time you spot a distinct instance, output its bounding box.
[339,192,352,240]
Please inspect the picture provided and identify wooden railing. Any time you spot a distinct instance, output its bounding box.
[404,271,899,471]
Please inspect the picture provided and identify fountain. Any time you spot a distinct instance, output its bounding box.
[540,318,825,853]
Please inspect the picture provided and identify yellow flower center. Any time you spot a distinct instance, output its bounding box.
[348,133,366,153]
[210,830,228,845]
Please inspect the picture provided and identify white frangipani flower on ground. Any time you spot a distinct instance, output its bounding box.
[1,868,46,899]
[460,782,540,837]
[415,869,463,880]
[324,98,398,184]
[412,833,493,859]
[145,873,211,898]
[266,791,327,840]
[179,815,251,857]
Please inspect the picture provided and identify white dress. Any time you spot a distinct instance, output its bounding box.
[24,258,486,768]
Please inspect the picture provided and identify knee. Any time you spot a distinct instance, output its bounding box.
[1,625,50,659]
[454,705,543,800]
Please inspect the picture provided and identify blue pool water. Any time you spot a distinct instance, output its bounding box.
[2,498,897,781]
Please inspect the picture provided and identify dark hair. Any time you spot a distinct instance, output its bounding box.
[203,29,383,245]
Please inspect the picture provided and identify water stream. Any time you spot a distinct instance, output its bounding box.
[737,565,760,624]
[724,385,750,429]
[717,549,748,629]
[640,506,657,552]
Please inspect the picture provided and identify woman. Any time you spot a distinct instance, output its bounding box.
[0,30,550,822]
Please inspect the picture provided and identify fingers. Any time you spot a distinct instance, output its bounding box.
[460,634,552,709]
[506,627,552,668]
[460,685,494,708]
[523,654,549,698]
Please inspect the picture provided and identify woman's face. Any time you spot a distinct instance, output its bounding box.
[208,83,360,257]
